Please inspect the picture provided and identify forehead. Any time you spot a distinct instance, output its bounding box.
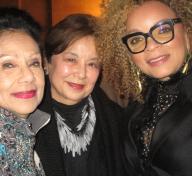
[0,31,38,50]
[65,35,96,52]
[126,1,177,32]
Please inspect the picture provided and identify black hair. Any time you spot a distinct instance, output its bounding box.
[0,7,42,46]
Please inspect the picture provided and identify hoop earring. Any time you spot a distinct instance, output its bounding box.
[181,53,192,74]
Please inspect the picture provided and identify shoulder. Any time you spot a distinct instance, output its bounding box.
[181,70,192,102]
[92,85,123,113]
[0,114,17,175]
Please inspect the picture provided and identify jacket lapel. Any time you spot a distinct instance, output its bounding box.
[150,99,191,158]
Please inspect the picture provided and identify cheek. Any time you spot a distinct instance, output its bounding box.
[131,55,145,68]
[35,71,45,89]
[0,77,13,92]
[50,63,72,79]
[168,34,187,61]
[0,78,12,103]
[87,70,100,85]
[173,28,188,51]
[171,36,186,50]
[62,65,72,76]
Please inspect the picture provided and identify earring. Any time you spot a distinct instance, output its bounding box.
[136,68,142,94]
[44,67,48,75]
[130,60,143,95]
[181,53,192,74]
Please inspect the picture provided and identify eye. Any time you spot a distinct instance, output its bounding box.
[63,57,77,63]
[129,36,144,46]
[158,25,172,34]
[88,62,100,69]
[2,62,15,69]
[30,60,42,67]
[68,58,76,62]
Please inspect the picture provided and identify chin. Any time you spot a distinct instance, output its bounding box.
[150,70,172,80]
[17,106,36,116]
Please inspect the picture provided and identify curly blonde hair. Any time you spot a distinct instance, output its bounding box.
[96,0,192,105]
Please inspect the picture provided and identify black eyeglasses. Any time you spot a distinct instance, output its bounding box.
[122,18,182,54]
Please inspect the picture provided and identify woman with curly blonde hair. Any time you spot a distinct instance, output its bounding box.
[98,0,192,175]
[97,0,192,107]
[97,0,138,107]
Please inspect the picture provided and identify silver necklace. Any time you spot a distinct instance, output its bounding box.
[55,96,96,157]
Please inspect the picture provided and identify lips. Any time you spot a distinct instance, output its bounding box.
[147,54,169,67]
[11,90,37,99]
[67,82,84,90]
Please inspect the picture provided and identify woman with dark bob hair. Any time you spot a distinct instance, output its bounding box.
[35,13,127,176]
[0,7,48,176]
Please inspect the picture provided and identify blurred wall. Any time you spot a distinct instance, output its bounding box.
[19,0,51,34]
[52,0,102,25]
[0,0,51,38]
[0,0,102,32]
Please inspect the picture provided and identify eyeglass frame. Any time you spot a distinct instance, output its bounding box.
[122,18,182,54]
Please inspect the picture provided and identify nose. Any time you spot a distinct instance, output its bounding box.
[18,66,35,83]
[76,62,86,79]
[145,37,160,52]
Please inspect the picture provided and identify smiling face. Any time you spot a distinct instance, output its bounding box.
[126,1,189,80]
[48,35,100,105]
[0,31,44,118]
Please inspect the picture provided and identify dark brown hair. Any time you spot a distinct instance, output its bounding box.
[45,13,98,62]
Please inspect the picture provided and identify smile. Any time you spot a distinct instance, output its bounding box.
[11,90,37,99]
[147,54,169,67]
[67,82,85,90]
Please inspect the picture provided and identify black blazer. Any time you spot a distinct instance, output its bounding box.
[35,78,128,176]
[124,71,192,176]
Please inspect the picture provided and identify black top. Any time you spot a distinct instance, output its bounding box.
[52,97,90,176]
[35,78,129,176]
[52,97,88,130]
[124,67,192,176]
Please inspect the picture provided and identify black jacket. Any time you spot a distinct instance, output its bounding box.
[35,79,128,176]
[124,71,192,176]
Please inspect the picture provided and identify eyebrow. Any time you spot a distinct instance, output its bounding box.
[126,28,142,34]
[30,52,41,57]
[88,57,99,61]
[126,18,174,34]
[0,54,15,59]
[0,51,41,59]
[63,52,78,57]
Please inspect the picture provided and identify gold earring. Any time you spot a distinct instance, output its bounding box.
[182,53,192,74]
[136,68,142,94]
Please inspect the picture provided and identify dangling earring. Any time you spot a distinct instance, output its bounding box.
[181,53,192,74]
[130,60,143,94]
[136,68,142,94]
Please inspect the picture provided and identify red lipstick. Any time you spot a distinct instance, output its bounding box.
[68,82,84,90]
[11,90,37,99]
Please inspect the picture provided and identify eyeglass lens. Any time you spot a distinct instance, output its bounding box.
[127,23,173,53]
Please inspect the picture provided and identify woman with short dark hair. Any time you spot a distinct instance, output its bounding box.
[0,7,48,176]
[35,13,127,176]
